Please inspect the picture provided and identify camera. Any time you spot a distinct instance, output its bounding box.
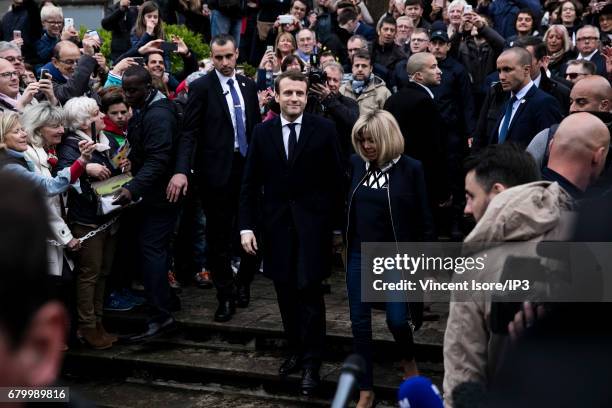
[307,53,327,86]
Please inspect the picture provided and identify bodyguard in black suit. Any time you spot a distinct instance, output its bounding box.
[170,34,261,322]
[473,47,563,150]
[384,52,450,207]
[239,71,344,396]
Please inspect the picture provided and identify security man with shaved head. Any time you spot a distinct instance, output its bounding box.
[544,112,610,198]
[528,75,612,171]
[473,47,563,150]
[384,52,450,210]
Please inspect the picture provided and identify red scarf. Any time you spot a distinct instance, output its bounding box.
[103,116,127,136]
[47,147,58,168]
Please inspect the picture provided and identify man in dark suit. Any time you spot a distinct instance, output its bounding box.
[384,52,450,208]
[239,71,344,396]
[561,26,607,76]
[473,47,563,150]
[169,34,260,322]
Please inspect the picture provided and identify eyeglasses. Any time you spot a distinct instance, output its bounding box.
[348,48,363,52]
[565,72,586,79]
[3,56,24,63]
[58,59,78,65]
[0,71,19,79]
[44,20,63,26]
[576,36,599,42]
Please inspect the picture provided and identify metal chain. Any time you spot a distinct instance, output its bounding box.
[47,216,119,247]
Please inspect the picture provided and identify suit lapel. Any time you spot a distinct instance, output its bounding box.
[506,86,535,135]
[271,117,288,164]
[211,72,233,125]
[236,75,251,134]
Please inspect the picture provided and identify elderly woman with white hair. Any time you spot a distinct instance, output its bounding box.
[447,0,468,37]
[22,102,83,278]
[56,96,124,351]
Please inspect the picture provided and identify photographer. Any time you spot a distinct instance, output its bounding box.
[307,60,359,160]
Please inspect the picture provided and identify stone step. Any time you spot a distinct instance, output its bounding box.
[62,332,444,403]
[104,274,447,362]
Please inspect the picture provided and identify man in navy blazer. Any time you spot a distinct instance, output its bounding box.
[478,47,563,149]
[239,71,344,396]
[169,34,261,323]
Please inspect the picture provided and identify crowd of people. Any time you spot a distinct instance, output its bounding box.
[0,0,611,406]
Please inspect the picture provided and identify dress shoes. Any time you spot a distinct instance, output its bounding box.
[278,354,302,377]
[236,283,250,308]
[124,316,176,343]
[214,299,235,322]
[300,367,320,396]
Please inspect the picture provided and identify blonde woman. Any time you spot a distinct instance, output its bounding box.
[0,111,94,196]
[345,110,434,407]
[544,24,576,76]
[22,103,80,278]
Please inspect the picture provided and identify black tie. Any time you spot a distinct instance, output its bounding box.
[287,123,297,161]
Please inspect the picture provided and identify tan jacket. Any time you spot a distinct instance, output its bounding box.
[339,75,391,116]
[443,181,576,407]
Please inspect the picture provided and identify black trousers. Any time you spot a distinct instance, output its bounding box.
[272,223,326,369]
[200,153,258,302]
[136,204,178,321]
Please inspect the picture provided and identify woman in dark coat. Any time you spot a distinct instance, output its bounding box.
[345,110,434,407]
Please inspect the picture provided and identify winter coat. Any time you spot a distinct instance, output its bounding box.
[25,145,74,276]
[443,181,576,407]
[339,75,391,116]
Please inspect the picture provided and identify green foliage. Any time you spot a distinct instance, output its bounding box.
[78,25,112,62]
[162,23,210,74]
[239,63,257,79]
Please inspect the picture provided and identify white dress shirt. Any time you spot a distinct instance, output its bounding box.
[578,49,598,61]
[498,81,534,136]
[215,69,246,150]
[280,114,303,158]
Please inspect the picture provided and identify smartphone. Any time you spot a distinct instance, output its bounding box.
[12,30,21,40]
[39,68,52,80]
[160,41,178,53]
[64,17,74,28]
[464,4,472,13]
[278,14,293,24]
[133,57,145,66]
[266,45,274,53]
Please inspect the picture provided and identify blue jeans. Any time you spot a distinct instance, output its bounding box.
[211,10,242,48]
[346,250,416,390]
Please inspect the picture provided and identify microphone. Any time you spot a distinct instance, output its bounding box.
[397,376,444,408]
[331,354,366,408]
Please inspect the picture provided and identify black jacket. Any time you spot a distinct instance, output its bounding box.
[239,113,345,288]
[453,27,505,98]
[0,0,41,62]
[175,71,260,187]
[306,93,359,162]
[125,92,179,205]
[346,154,435,245]
[101,3,139,62]
[384,81,449,204]
[371,41,407,87]
[57,132,121,226]
[430,56,476,137]
[538,68,571,116]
